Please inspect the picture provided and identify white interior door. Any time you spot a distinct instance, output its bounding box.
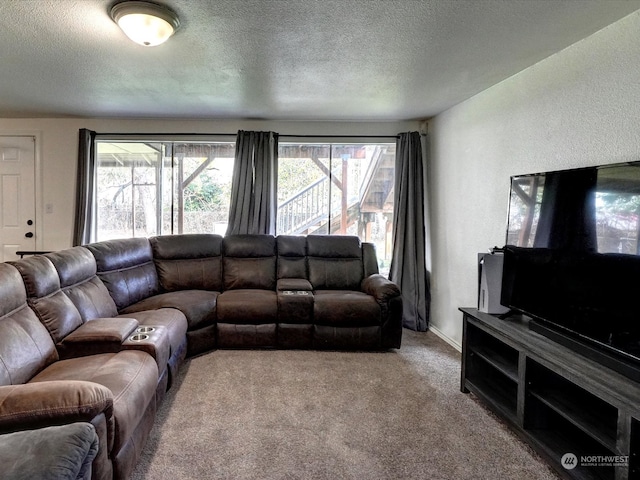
[0,136,36,262]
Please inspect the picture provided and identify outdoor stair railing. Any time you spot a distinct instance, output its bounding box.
[277,176,331,234]
[276,147,387,235]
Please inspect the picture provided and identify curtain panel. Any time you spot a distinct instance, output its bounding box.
[226,130,279,235]
[390,131,430,331]
[73,129,97,246]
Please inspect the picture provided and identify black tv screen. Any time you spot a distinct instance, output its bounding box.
[502,161,640,368]
[502,247,640,339]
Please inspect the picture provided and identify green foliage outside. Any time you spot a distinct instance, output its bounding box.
[278,157,325,202]
[597,192,640,216]
[183,173,225,213]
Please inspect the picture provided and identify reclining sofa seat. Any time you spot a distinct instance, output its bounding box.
[148,234,221,355]
[55,248,176,393]
[211,233,402,349]
[11,249,182,400]
[308,235,384,349]
[84,238,194,366]
[216,234,278,347]
[0,263,158,480]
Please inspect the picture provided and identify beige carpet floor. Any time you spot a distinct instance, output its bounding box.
[131,329,560,480]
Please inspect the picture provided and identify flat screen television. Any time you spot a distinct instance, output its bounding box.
[501,161,640,381]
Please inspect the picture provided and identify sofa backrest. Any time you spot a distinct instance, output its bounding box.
[307,235,364,290]
[276,235,307,279]
[10,255,84,344]
[0,263,58,385]
[150,234,223,292]
[86,238,160,311]
[222,235,276,290]
[46,247,119,322]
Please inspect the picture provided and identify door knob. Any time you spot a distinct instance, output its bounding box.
[25,232,33,238]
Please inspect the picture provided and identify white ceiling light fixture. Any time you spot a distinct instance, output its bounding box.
[110,1,180,47]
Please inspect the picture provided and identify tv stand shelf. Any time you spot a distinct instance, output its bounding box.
[461,308,640,480]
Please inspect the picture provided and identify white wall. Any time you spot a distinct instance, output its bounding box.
[0,118,416,251]
[428,10,640,347]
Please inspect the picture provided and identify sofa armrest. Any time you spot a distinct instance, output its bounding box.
[361,274,401,303]
[57,318,139,359]
[0,381,113,433]
[0,422,99,480]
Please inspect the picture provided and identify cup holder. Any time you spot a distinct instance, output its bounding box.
[136,326,155,333]
[129,334,149,342]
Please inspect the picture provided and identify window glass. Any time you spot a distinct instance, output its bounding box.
[170,143,235,236]
[96,141,235,240]
[278,143,396,276]
[95,139,396,277]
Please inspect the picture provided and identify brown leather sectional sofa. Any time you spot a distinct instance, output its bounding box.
[0,234,402,479]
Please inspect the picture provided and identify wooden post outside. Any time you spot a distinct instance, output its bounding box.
[341,158,348,233]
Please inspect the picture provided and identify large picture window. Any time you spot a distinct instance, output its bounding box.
[277,143,396,275]
[96,141,235,240]
[94,138,396,275]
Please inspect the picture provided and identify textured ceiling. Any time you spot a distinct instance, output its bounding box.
[0,0,638,121]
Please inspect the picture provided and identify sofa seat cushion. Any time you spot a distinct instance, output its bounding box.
[120,291,215,331]
[217,289,277,324]
[0,422,99,480]
[29,350,157,452]
[313,290,381,327]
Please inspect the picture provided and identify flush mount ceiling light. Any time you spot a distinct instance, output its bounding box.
[110,1,180,47]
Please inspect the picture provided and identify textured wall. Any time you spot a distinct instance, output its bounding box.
[428,10,640,347]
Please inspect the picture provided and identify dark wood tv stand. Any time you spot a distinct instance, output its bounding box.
[460,308,640,480]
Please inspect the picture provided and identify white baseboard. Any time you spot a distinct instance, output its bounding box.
[429,324,462,352]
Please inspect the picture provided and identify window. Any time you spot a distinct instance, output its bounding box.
[95,138,396,276]
[277,143,396,275]
[96,141,235,240]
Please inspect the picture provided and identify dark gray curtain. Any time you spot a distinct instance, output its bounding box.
[390,131,430,331]
[73,129,97,246]
[533,168,598,252]
[226,131,278,235]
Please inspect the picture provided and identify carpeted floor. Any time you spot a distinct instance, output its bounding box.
[131,330,560,479]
